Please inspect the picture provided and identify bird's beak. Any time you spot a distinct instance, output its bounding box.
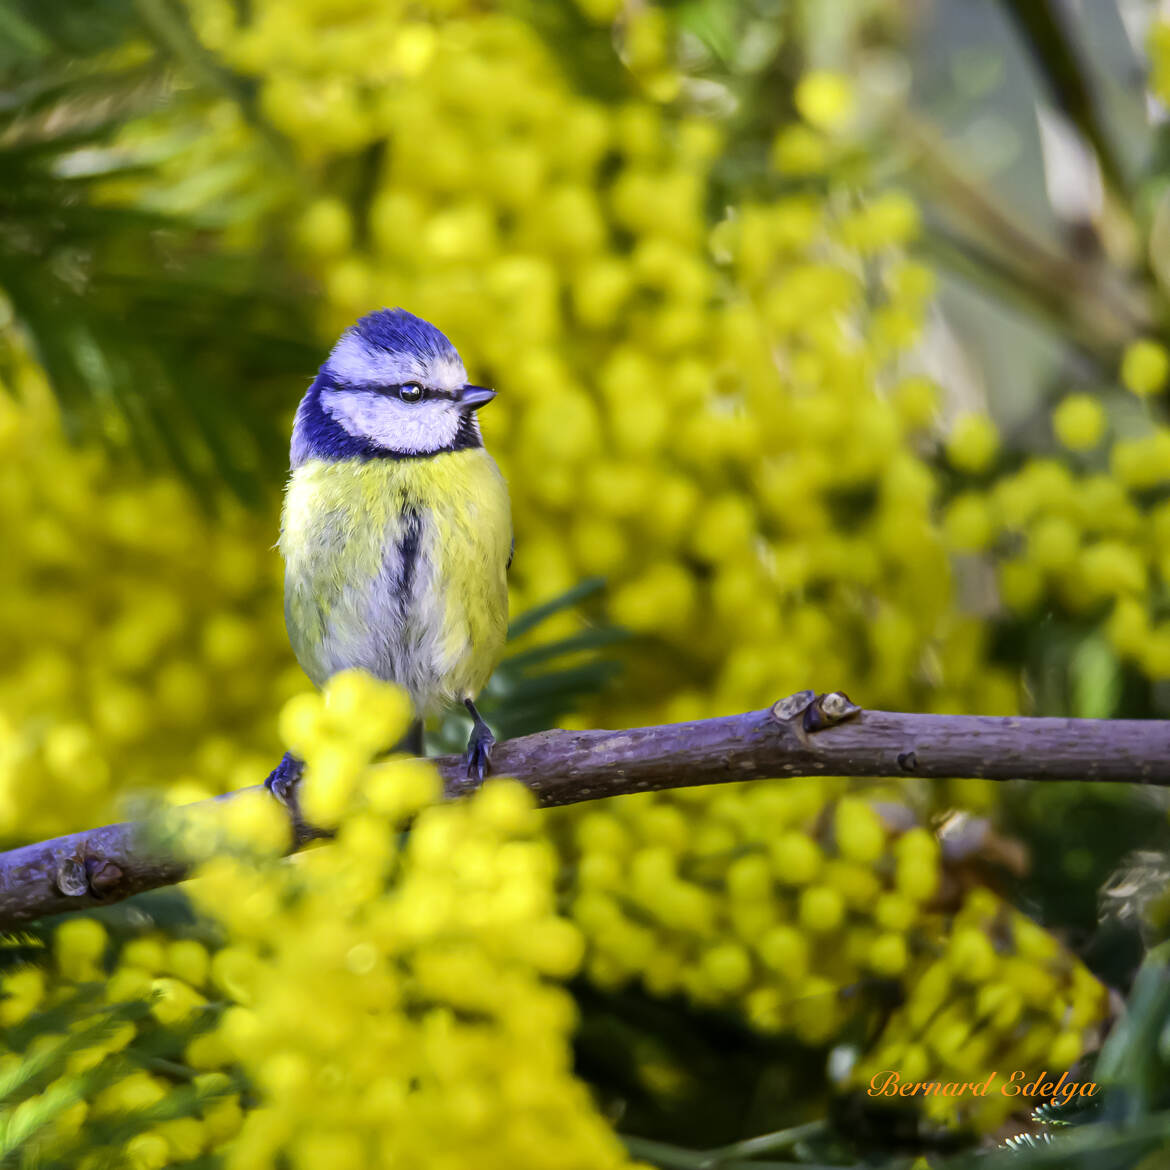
[457,385,497,409]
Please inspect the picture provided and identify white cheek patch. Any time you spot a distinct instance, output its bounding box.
[323,390,462,453]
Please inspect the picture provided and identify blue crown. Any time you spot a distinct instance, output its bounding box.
[352,307,458,362]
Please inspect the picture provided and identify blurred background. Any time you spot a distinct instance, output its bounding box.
[4,0,1170,1166]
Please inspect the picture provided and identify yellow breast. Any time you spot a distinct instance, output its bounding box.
[280,450,511,707]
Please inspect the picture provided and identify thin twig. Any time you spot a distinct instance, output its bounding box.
[1,695,1168,925]
[620,1135,709,1170]
[700,1120,828,1165]
[621,1131,850,1170]
[901,112,1152,352]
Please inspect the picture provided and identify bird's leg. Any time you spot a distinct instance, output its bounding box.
[395,719,425,757]
[462,698,495,785]
[265,751,304,807]
[269,719,422,813]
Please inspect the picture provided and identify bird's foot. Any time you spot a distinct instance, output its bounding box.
[265,751,304,807]
[463,727,495,785]
[462,698,495,786]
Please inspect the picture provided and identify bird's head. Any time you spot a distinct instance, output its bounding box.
[291,308,495,464]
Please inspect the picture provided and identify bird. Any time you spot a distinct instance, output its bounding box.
[266,307,512,803]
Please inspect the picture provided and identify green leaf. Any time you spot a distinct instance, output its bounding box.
[1093,943,1170,1118]
[0,1001,138,1107]
[507,577,607,640]
[0,0,317,502]
[431,578,624,752]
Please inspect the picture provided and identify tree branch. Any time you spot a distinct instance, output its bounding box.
[2,695,1168,926]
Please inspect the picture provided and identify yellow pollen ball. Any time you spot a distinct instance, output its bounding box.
[700,944,752,993]
[943,493,993,553]
[295,198,353,259]
[472,779,539,833]
[799,885,845,933]
[278,692,326,757]
[892,376,939,429]
[55,918,107,981]
[757,925,809,980]
[946,414,999,474]
[867,933,909,976]
[1121,339,1170,396]
[794,71,855,132]
[1052,394,1105,450]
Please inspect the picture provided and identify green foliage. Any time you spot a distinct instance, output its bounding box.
[3,0,1170,1166]
[0,0,318,503]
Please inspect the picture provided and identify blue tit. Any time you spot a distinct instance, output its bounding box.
[266,307,512,801]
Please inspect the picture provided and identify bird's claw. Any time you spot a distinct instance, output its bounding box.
[463,725,495,786]
[460,697,496,788]
[265,751,304,807]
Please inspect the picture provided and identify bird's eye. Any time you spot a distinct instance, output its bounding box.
[399,383,423,402]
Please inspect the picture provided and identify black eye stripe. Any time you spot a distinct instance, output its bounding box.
[379,383,461,402]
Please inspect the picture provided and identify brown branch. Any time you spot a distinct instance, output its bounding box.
[2,695,1168,926]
